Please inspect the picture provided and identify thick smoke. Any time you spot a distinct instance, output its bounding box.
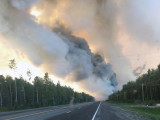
[53,24,118,99]
[10,0,41,10]
[32,0,136,88]
[54,24,117,83]
[0,0,117,100]
[2,0,159,100]
[33,0,160,88]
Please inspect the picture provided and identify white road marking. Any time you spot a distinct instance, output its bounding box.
[91,102,101,120]
[66,111,71,113]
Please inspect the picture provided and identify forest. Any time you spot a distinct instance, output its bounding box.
[109,65,160,105]
[0,60,94,111]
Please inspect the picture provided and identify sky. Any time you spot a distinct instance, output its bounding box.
[1,0,160,100]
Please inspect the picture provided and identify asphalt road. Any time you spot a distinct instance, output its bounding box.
[0,102,150,120]
[47,102,100,120]
[0,102,95,120]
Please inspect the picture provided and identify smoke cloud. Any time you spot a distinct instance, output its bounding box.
[32,0,136,88]
[0,0,118,100]
[1,0,160,100]
[32,0,160,87]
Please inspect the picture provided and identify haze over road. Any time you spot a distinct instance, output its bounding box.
[0,102,149,120]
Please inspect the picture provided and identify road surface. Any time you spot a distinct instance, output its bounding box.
[0,102,150,120]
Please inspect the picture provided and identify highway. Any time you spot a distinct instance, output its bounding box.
[0,102,149,120]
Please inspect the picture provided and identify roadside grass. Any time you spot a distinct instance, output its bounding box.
[123,107,160,120]
[0,106,34,112]
[106,101,137,105]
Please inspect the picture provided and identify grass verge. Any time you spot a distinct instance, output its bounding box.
[107,101,136,105]
[123,107,160,120]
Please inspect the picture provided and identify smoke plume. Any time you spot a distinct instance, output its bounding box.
[32,0,136,88]
[1,0,160,100]
[0,0,118,100]
[32,0,160,88]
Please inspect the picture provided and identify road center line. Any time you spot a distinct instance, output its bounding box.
[66,110,71,113]
[91,102,101,120]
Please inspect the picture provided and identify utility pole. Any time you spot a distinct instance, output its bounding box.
[0,83,2,108]
[123,92,126,100]
[150,86,152,100]
[52,96,55,106]
[142,83,144,102]
[36,86,39,105]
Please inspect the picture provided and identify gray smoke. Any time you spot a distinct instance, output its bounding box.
[53,24,118,96]
[32,0,137,89]
[0,0,118,100]
[53,24,118,82]
[24,0,160,91]
[2,0,158,100]
[34,0,160,89]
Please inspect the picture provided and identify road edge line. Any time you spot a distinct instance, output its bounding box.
[91,102,101,120]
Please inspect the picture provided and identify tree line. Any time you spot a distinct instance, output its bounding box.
[0,59,94,110]
[108,64,160,105]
